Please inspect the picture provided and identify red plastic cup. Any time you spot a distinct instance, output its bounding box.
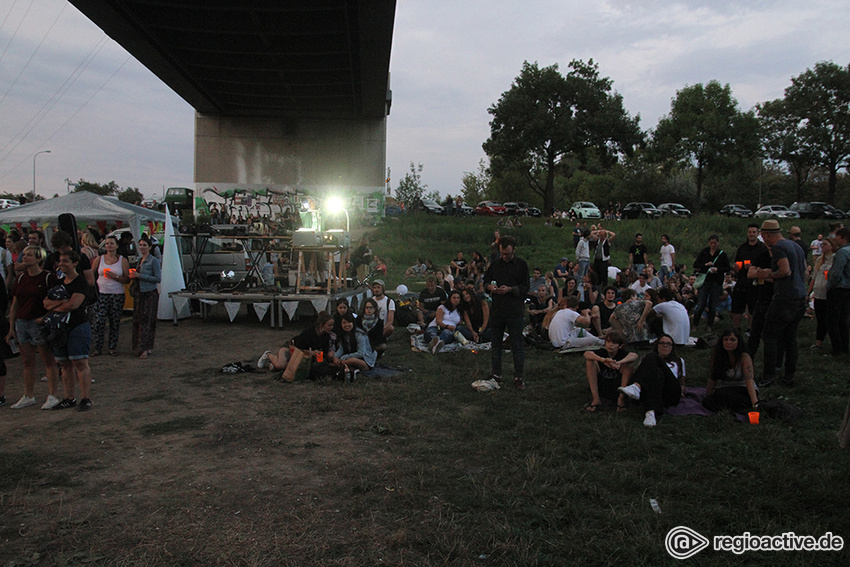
[748,411,759,425]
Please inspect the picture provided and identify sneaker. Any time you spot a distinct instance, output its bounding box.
[11,395,36,409]
[428,336,439,353]
[257,350,271,369]
[41,394,61,410]
[757,376,775,388]
[514,377,526,391]
[810,344,822,350]
[78,398,92,412]
[0,395,5,407]
[643,410,657,427]
[52,398,77,410]
[431,339,444,355]
[781,376,796,387]
[618,383,642,401]
[40,376,47,382]
[487,373,502,383]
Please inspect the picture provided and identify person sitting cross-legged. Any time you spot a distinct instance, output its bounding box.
[583,330,638,412]
[548,296,604,349]
[617,333,686,427]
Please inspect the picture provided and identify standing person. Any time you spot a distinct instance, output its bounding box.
[5,246,61,409]
[130,236,161,359]
[43,250,94,411]
[691,234,730,333]
[628,233,648,276]
[809,238,836,350]
[575,229,591,280]
[730,224,767,333]
[788,226,808,261]
[702,329,759,414]
[659,234,676,284]
[0,228,13,291]
[91,235,130,356]
[826,227,850,356]
[482,235,529,390]
[591,226,615,286]
[80,230,100,261]
[753,220,807,387]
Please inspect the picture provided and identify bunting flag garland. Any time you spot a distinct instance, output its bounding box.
[252,302,270,321]
[311,298,328,314]
[281,301,299,321]
[224,301,240,322]
[172,296,189,314]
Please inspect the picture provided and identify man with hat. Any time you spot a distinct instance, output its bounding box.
[751,219,807,387]
[370,279,395,338]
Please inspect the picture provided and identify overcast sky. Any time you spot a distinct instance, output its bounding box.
[1,0,848,200]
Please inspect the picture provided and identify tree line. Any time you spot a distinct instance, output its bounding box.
[393,59,850,215]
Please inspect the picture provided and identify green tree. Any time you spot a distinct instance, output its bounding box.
[460,159,491,205]
[73,179,119,196]
[758,98,817,201]
[117,187,144,204]
[395,162,427,210]
[483,60,642,215]
[651,80,760,212]
[782,61,850,203]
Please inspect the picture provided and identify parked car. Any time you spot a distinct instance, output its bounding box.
[568,201,601,219]
[0,199,20,209]
[517,201,542,217]
[719,204,753,217]
[457,201,475,215]
[657,203,692,217]
[754,205,800,219]
[620,202,662,219]
[384,204,403,216]
[163,186,194,213]
[476,201,507,216]
[420,199,444,214]
[789,201,845,219]
[503,202,529,216]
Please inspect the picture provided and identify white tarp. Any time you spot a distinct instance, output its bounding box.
[0,191,175,243]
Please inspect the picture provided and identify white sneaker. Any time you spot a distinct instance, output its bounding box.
[643,410,657,427]
[257,350,271,369]
[11,395,36,409]
[431,339,444,355]
[40,376,48,382]
[41,394,61,410]
[618,383,641,401]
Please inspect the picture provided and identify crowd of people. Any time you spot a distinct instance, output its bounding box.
[265,218,849,428]
[0,226,161,412]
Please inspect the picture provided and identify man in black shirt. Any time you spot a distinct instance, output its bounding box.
[628,233,648,275]
[482,235,529,390]
[417,275,447,327]
[731,224,767,332]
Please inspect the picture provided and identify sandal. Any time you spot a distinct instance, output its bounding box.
[109,350,118,356]
[585,403,601,413]
[617,404,628,413]
[139,351,149,359]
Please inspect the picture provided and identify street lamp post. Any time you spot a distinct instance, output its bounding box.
[32,150,51,202]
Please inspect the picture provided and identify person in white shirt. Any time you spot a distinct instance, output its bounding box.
[370,280,395,337]
[629,272,652,299]
[659,234,676,283]
[810,234,823,262]
[548,296,604,349]
[651,287,691,345]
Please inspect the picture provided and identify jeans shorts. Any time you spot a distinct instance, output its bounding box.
[53,322,92,361]
[15,318,46,346]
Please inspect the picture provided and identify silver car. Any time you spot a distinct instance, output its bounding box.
[753,205,800,219]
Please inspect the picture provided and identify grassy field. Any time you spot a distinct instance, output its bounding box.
[1,214,849,566]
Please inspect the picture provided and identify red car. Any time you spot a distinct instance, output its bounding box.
[475,201,507,216]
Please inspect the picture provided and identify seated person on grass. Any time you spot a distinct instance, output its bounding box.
[460,288,492,343]
[548,296,604,349]
[259,312,338,371]
[424,290,464,354]
[591,285,619,337]
[333,313,377,372]
[450,252,468,280]
[583,330,638,412]
[418,275,447,327]
[404,258,428,278]
[371,280,395,338]
[527,283,555,337]
[617,333,686,427]
[528,267,547,298]
[608,288,653,344]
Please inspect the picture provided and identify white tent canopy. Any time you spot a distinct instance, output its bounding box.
[0,191,175,243]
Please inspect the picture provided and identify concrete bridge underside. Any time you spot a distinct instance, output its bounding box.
[69,0,395,195]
